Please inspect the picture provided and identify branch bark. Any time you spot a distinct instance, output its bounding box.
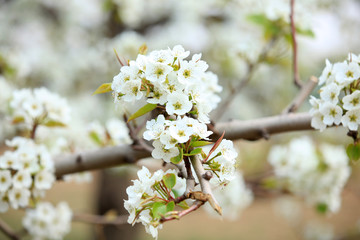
[54,112,313,178]
[0,218,20,240]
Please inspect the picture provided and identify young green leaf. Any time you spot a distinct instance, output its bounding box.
[166,201,175,212]
[170,148,183,164]
[346,143,360,161]
[127,103,157,122]
[163,173,176,190]
[92,83,112,95]
[316,203,328,214]
[184,148,203,156]
[43,120,66,127]
[177,200,189,210]
[152,202,167,219]
[190,141,212,147]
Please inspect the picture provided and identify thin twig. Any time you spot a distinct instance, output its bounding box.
[159,201,204,223]
[0,218,20,240]
[72,213,128,225]
[123,114,153,153]
[282,76,318,114]
[213,37,277,121]
[290,0,302,88]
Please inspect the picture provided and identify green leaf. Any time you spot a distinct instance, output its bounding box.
[89,132,103,145]
[296,27,315,37]
[166,201,175,212]
[12,116,25,124]
[261,177,278,189]
[163,173,176,190]
[190,141,212,147]
[43,120,66,127]
[127,103,157,122]
[177,200,189,210]
[346,143,360,161]
[152,202,167,219]
[184,148,203,156]
[316,203,328,214]
[247,14,268,25]
[170,148,183,164]
[93,83,112,95]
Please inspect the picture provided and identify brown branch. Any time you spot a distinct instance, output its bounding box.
[159,201,204,223]
[282,76,318,114]
[54,112,313,178]
[0,218,20,240]
[72,213,128,225]
[290,0,302,88]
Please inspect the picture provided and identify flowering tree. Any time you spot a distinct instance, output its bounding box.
[1,0,360,239]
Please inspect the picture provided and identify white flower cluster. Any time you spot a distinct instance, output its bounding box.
[112,45,222,123]
[205,172,253,220]
[23,201,72,240]
[204,139,239,187]
[310,54,360,131]
[0,137,55,212]
[124,166,185,239]
[9,88,71,129]
[144,115,212,162]
[268,137,351,213]
[87,118,131,146]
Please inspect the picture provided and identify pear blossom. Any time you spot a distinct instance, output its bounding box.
[23,201,72,240]
[318,59,334,85]
[151,140,179,163]
[0,170,12,192]
[341,108,360,131]
[8,187,31,209]
[319,102,342,126]
[319,83,340,105]
[268,137,350,213]
[342,90,360,110]
[166,91,192,115]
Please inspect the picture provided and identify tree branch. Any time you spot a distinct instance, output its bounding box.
[290,0,302,88]
[190,155,222,215]
[214,112,312,141]
[0,218,20,240]
[282,76,318,114]
[54,112,313,177]
[72,213,128,225]
[54,145,150,178]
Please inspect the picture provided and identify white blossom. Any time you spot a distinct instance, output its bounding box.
[166,91,193,115]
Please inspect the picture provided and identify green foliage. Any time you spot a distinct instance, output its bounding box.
[127,103,157,122]
[152,201,175,219]
[43,120,66,127]
[177,200,189,210]
[170,148,183,164]
[162,173,176,190]
[316,203,328,214]
[247,14,315,42]
[92,83,112,95]
[346,143,360,161]
[184,148,203,156]
[190,141,212,147]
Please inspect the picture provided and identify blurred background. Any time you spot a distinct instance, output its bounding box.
[1,0,360,239]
